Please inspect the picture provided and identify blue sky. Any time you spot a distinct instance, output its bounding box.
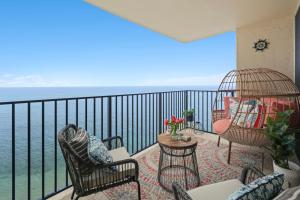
[0,0,236,87]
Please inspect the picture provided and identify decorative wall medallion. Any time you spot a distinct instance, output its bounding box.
[253,39,269,52]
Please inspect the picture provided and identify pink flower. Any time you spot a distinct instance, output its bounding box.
[164,119,169,126]
[171,115,176,123]
[179,118,184,123]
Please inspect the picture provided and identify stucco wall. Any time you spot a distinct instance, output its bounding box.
[236,16,295,81]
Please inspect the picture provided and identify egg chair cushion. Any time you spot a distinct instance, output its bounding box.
[246,103,265,128]
[224,96,231,118]
[261,98,298,126]
[213,119,231,134]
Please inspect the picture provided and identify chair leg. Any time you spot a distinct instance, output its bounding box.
[261,151,265,172]
[227,141,232,164]
[136,180,141,200]
[71,189,75,200]
[217,136,221,147]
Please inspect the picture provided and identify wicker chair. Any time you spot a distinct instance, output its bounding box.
[58,124,141,200]
[212,68,300,164]
[172,166,265,200]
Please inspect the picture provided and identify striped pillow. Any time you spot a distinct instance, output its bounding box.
[69,128,92,174]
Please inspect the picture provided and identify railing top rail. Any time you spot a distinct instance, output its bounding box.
[0,89,216,105]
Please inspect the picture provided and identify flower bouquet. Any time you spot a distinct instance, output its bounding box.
[164,116,184,140]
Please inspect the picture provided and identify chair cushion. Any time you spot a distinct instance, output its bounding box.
[88,136,113,165]
[245,103,265,128]
[109,147,131,161]
[229,97,239,118]
[213,119,231,134]
[82,147,135,189]
[187,179,244,200]
[233,104,254,127]
[224,96,230,118]
[227,172,284,200]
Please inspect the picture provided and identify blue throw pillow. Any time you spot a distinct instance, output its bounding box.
[227,172,284,200]
[88,136,113,165]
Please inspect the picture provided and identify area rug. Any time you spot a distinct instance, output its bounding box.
[103,135,272,200]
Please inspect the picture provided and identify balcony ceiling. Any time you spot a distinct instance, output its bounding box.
[85,0,299,42]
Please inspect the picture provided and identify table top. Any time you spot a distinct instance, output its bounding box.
[157,132,198,149]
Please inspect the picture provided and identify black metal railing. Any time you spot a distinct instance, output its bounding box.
[0,90,218,200]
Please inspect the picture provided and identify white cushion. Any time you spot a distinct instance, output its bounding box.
[109,147,131,161]
[187,179,244,200]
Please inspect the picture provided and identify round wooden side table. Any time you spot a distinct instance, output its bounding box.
[157,133,200,193]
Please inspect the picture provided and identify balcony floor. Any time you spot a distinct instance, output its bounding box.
[50,131,273,200]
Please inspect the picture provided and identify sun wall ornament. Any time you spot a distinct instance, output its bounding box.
[253,39,270,52]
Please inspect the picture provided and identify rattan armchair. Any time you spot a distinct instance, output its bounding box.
[172,166,264,200]
[58,124,141,200]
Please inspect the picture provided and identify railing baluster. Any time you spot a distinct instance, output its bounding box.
[152,94,154,144]
[148,94,151,146]
[85,98,88,131]
[206,91,209,131]
[107,97,112,150]
[101,98,103,140]
[42,101,45,199]
[93,98,96,136]
[65,100,69,186]
[145,94,147,146]
[121,96,124,143]
[126,96,129,151]
[131,95,134,154]
[27,103,31,200]
[202,91,204,131]
[75,99,78,127]
[115,96,118,138]
[54,100,58,192]
[136,95,139,152]
[12,103,15,200]
[141,95,143,150]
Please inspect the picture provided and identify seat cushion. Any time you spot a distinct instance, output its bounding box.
[187,179,244,200]
[82,147,135,189]
[109,147,131,161]
[213,119,231,134]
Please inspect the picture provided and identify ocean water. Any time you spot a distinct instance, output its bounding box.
[0,86,217,200]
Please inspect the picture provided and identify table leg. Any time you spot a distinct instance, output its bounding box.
[183,149,188,190]
[158,148,163,180]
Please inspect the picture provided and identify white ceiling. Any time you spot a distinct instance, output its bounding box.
[85,0,299,42]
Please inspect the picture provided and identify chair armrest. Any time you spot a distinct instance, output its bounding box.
[240,166,265,184]
[102,136,124,150]
[172,182,193,200]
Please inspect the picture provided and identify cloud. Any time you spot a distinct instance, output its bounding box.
[139,73,225,86]
[0,74,71,87]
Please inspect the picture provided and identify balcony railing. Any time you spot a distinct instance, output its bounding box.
[0,90,220,200]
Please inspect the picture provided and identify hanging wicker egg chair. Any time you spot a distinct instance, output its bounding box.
[212,68,300,164]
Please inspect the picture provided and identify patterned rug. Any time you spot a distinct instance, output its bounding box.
[103,134,272,200]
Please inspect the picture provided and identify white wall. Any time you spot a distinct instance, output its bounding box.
[236,16,295,81]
